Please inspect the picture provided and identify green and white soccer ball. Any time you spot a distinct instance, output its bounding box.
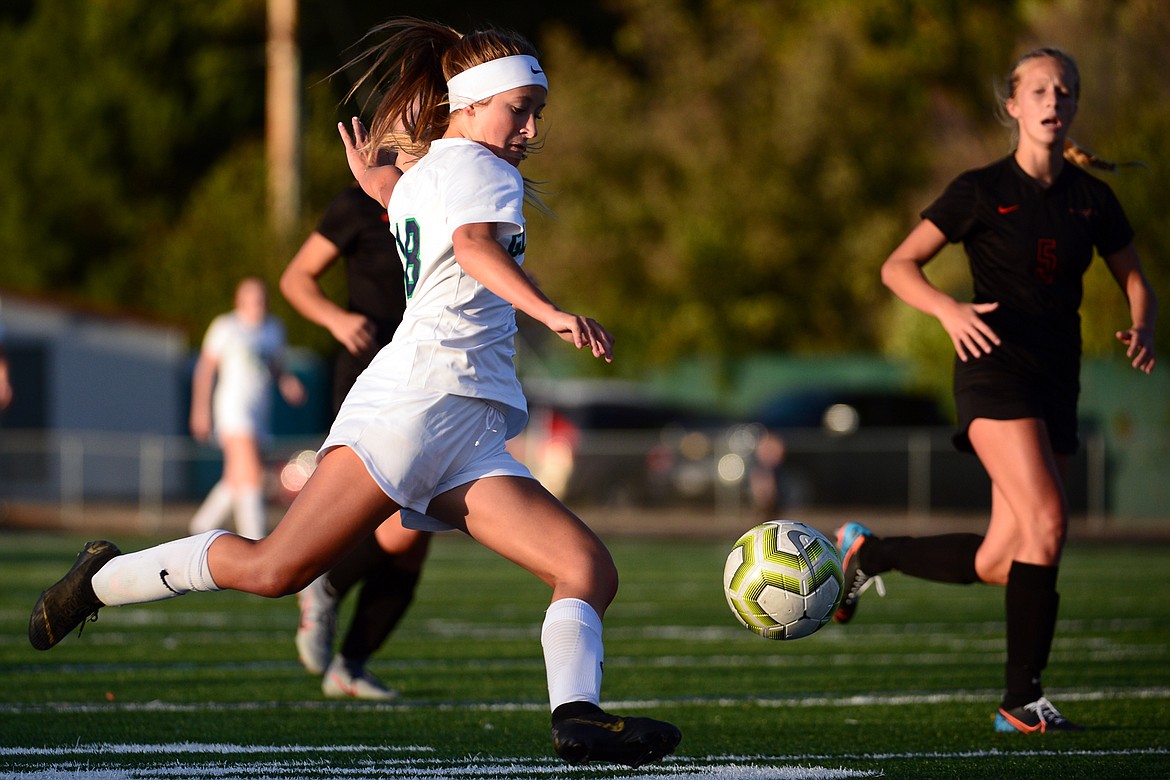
[723,520,844,640]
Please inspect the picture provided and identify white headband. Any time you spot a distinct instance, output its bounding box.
[447,54,548,113]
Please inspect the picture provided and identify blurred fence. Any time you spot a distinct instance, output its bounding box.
[0,425,1109,530]
[654,426,1104,523]
[515,422,1109,528]
[0,429,321,531]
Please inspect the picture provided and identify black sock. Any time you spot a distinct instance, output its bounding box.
[552,701,604,726]
[325,534,392,600]
[861,534,983,584]
[1002,561,1060,710]
[339,562,420,662]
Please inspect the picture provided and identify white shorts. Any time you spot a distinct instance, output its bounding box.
[319,387,532,531]
[213,396,271,444]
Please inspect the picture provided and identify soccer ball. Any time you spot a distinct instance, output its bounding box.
[723,520,844,640]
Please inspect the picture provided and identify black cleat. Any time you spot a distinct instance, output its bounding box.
[994,696,1085,733]
[29,540,121,650]
[551,709,681,768]
[833,522,885,624]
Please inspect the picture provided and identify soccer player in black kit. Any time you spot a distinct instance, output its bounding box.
[835,48,1157,733]
[280,183,431,700]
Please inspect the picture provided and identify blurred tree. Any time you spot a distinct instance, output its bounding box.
[0,1,267,316]
[0,0,1164,381]
[523,0,1022,378]
[0,1,619,346]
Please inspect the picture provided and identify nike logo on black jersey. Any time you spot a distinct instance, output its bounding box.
[997,204,1019,214]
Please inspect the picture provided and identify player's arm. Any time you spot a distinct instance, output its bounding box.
[280,232,376,356]
[1104,242,1158,374]
[271,359,307,408]
[0,343,12,410]
[338,117,401,208]
[881,219,1000,362]
[262,326,307,408]
[189,349,218,442]
[452,222,614,363]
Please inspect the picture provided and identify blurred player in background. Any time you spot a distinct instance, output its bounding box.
[188,276,305,539]
[837,48,1157,734]
[30,19,680,768]
[280,183,429,700]
[0,297,12,413]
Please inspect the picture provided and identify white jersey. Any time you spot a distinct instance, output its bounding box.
[202,312,286,438]
[353,138,529,436]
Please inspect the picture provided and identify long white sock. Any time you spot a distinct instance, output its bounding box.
[91,530,227,606]
[541,597,604,711]
[233,486,266,539]
[189,481,233,534]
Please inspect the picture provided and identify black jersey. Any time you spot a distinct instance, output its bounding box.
[316,185,406,348]
[316,186,406,412]
[923,156,1133,365]
[924,156,1134,453]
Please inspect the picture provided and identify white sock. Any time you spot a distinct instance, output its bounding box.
[91,530,227,606]
[233,486,266,539]
[541,597,604,712]
[189,481,233,534]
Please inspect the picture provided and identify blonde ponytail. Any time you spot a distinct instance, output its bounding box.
[1063,139,1147,173]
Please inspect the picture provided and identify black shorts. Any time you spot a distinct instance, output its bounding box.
[952,354,1080,455]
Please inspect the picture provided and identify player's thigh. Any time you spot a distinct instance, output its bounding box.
[968,417,1067,562]
[220,433,264,485]
[975,482,1017,584]
[374,515,431,567]
[429,476,617,603]
[214,446,399,594]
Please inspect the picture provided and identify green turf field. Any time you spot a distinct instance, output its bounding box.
[1,527,1168,778]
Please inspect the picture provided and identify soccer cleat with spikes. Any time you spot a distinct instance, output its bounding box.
[321,656,399,700]
[551,709,682,768]
[994,696,1084,733]
[295,575,338,675]
[29,540,122,650]
[833,522,885,624]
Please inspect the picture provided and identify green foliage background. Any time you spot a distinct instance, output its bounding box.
[0,0,1166,394]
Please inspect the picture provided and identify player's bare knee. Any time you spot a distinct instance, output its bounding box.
[557,552,618,608]
[245,562,308,598]
[977,559,1011,585]
[584,545,619,601]
[591,565,619,607]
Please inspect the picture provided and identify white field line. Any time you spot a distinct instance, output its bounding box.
[1,686,1167,715]
[6,647,1164,682]
[7,630,1167,677]
[0,615,1160,648]
[3,745,1170,780]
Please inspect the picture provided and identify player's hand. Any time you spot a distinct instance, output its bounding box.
[279,373,307,407]
[1116,326,1156,374]
[546,311,614,363]
[330,312,377,357]
[338,117,372,182]
[937,300,1001,362]
[190,408,212,442]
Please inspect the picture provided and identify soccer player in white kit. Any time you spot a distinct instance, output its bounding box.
[29,18,681,769]
[188,277,304,539]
